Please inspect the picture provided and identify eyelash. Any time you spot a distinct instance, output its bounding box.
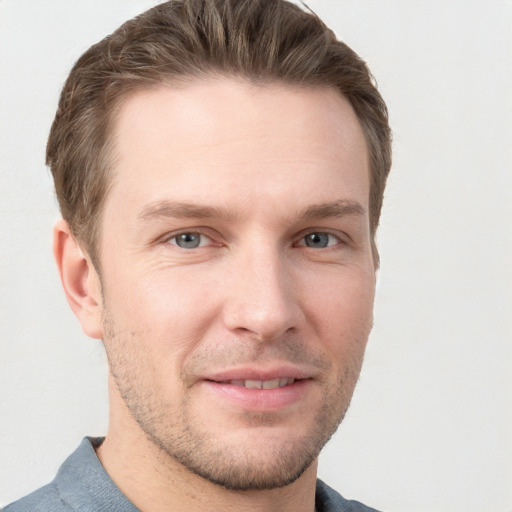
[164,230,215,249]
[295,232,342,249]
[163,230,345,251]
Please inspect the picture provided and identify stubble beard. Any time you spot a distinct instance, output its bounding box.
[102,309,367,491]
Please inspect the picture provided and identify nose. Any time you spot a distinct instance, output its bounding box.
[222,244,302,342]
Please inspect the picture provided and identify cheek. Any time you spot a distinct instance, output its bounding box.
[102,265,222,355]
[306,267,375,350]
[100,270,219,403]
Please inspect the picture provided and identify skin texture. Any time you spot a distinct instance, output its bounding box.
[55,77,376,512]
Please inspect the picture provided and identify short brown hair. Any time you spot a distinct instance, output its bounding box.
[47,0,391,266]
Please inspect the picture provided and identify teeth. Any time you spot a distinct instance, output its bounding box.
[225,378,295,389]
[245,379,263,389]
[262,378,281,389]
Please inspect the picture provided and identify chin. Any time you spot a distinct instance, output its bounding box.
[153,430,323,491]
[142,405,344,491]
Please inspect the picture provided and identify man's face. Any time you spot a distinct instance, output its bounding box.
[96,78,375,490]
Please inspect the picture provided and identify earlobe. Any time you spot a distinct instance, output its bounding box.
[53,219,103,339]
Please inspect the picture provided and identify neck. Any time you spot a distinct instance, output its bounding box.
[96,385,318,512]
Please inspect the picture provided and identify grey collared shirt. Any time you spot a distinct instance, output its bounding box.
[3,438,382,512]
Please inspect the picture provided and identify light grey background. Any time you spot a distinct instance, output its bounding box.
[1,1,511,511]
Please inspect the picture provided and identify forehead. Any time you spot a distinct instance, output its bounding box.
[106,78,369,220]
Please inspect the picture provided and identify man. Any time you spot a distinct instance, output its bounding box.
[5,0,391,511]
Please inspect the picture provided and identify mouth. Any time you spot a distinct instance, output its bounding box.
[200,370,312,412]
[214,378,296,389]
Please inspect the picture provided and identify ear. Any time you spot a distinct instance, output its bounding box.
[53,219,103,339]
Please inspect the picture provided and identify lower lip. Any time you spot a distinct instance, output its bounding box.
[201,379,311,412]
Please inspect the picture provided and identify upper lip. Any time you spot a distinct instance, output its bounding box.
[200,364,314,383]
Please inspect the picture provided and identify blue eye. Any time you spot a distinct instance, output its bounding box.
[302,232,338,248]
[170,232,205,249]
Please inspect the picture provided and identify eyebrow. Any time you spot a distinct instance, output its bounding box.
[138,201,236,222]
[298,200,366,220]
[137,199,365,223]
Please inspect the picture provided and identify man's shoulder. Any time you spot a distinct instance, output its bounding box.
[3,482,71,512]
[316,479,383,512]
[2,437,105,512]
[2,437,140,512]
